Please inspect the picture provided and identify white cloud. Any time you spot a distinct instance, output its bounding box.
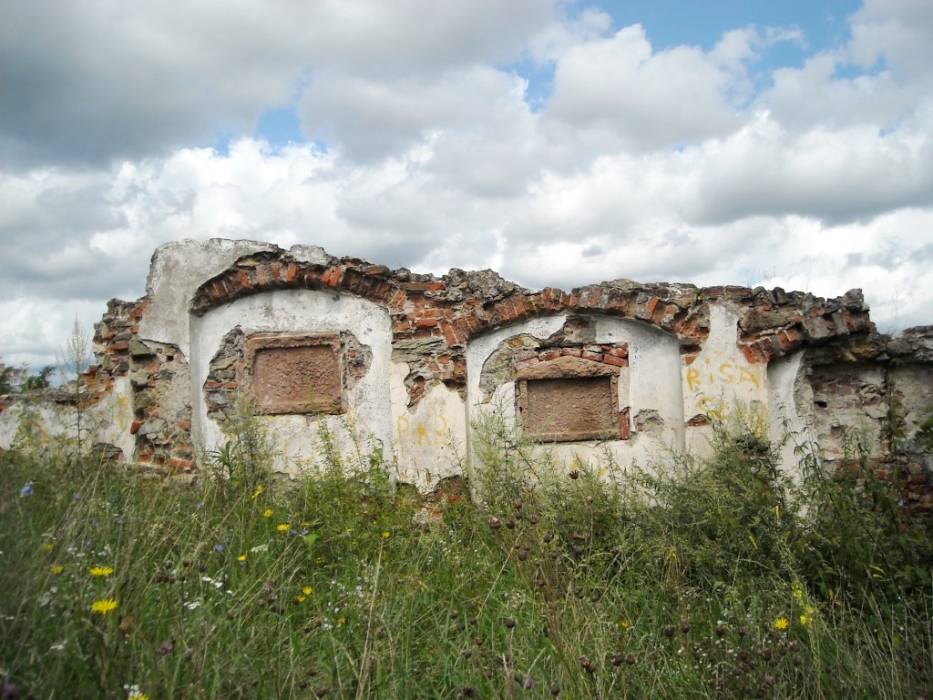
[0,0,557,167]
[547,24,744,150]
[1,0,932,368]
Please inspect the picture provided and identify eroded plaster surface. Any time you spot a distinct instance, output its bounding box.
[466,314,684,471]
[191,288,392,472]
[1,239,928,509]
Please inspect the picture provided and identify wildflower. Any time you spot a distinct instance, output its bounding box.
[381,530,391,539]
[19,481,34,497]
[262,508,273,518]
[619,618,633,631]
[213,543,225,553]
[125,683,148,700]
[302,586,313,596]
[799,605,816,627]
[237,554,247,562]
[772,616,790,631]
[252,484,265,499]
[295,595,307,603]
[791,582,805,603]
[40,542,54,553]
[50,564,64,575]
[89,566,114,577]
[276,523,289,534]
[90,598,119,615]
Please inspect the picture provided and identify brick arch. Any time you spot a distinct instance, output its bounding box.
[189,249,873,404]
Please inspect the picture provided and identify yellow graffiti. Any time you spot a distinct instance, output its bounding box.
[686,367,700,391]
[687,357,762,392]
[686,352,766,424]
[696,394,726,422]
[397,412,449,447]
[115,394,130,431]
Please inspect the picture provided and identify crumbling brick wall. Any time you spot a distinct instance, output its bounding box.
[2,240,927,508]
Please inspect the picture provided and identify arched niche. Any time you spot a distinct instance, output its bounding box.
[189,288,393,472]
[465,313,685,471]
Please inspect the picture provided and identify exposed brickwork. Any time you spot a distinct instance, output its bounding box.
[188,248,872,408]
[203,327,372,429]
[126,339,193,473]
[58,243,923,511]
[803,326,933,515]
[83,297,195,472]
[81,298,150,404]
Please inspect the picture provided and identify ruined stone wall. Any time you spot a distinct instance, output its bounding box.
[0,239,929,506]
[791,327,933,513]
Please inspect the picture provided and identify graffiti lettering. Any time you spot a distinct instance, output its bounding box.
[687,358,761,392]
[397,412,449,447]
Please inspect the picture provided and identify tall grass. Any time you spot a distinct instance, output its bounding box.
[1,414,930,698]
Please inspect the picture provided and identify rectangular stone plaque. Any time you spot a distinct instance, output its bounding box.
[518,375,621,442]
[247,334,344,415]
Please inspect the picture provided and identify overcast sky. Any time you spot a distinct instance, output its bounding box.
[2,0,932,368]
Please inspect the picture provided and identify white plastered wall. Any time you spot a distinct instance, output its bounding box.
[139,239,328,356]
[389,367,467,491]
[466,314,684,472]
[0,376,135,458]
[190,289,393,474]
[767,350,811,481]
[683,304,770,455]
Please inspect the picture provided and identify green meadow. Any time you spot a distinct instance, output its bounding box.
[1,412,931,698]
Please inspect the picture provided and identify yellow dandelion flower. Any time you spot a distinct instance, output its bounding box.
[89,566,114,577]
[276,523,289,533]
[772,616,790,631]
[237,554,247,562]
[50,564,65,575]
[295,595,307,603]
[90,598,119,615]
[40,542,54,553]
[252,483,265,499]
[128,691,149,700]
[799,604,817,627]
[381,530,391,539]
[618,618,632,631]
[302,586,313,596]
[262,508,273,518]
